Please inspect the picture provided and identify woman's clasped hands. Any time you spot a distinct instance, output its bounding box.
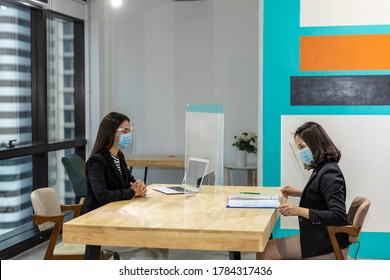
[130,180,147,197]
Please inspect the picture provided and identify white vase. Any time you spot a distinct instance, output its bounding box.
[236,150,247,166]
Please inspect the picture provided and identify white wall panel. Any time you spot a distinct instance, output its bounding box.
[301,0,390,27]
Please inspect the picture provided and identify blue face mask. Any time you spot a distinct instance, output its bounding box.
[115,133,132,150]
[298,147,314,165]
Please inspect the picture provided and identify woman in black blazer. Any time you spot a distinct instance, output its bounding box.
[81,112,167,260]
[81,112,146,214]
[257,121,350,259]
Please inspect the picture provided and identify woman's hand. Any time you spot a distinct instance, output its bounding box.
[280,185,302,198]
[278,204,309,219]
[130,180,147,197]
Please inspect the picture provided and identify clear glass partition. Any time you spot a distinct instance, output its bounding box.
[185,104,224,186]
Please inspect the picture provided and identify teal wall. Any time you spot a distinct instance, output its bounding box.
[263,0,390,259]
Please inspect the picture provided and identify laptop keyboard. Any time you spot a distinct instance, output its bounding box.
[168,186,185,192]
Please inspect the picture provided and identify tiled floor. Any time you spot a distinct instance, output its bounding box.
[11,238,257,260]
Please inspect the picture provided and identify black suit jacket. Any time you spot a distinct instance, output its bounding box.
[81,150,136,214]
[299,160,351,258]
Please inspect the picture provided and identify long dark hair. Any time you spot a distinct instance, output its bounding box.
[86,112,130,175]
[294,121,341,166]
[90,112,130,156]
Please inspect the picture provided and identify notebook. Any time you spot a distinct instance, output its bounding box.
[153,157,210,194]
[226,193,281,208]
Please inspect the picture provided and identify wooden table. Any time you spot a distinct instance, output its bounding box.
[63,185,281,260]
[225,163,257,186]
[126,155,185,183]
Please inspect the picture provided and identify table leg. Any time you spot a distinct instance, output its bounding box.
[129,166,148,184]
[229,251,241,260]
[247,170,253,186]
[247,169,257,186]
[144,167,148,183]
[227,168,233,185]
[254,169,257,186]
[85,245,101,260]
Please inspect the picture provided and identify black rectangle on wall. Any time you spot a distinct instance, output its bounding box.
[291,75,390,105]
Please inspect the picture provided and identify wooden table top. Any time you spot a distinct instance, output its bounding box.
[125,154,185,168]
[63,185,281,253]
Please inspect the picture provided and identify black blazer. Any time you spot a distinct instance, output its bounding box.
[299,160,350,258]
[81,150,136,214]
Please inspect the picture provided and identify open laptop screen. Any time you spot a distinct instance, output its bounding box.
[182,157,210,188]
[153,157,209,194]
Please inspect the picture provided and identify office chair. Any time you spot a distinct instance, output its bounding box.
[327,196,371,260]
[61,154,87,204]
[31,187,119,260]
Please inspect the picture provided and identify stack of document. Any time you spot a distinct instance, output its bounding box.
[226,193,280,208]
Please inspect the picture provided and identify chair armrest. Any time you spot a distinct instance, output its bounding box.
[32,213,65,226]
[60,204,82,218]
[327,225,361,237]
[32,213,67,260]
[327,225,362,260]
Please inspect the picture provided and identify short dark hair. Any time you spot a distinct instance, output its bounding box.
[294,121,341,167]
[90,112,130,156]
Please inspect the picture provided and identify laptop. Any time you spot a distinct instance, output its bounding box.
[153,157,210,194]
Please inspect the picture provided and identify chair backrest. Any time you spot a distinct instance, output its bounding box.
[61,154,87,197]
[31,188,62,231]
[346,196,371,243]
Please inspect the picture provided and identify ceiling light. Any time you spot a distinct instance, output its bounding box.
[111,0,122,8]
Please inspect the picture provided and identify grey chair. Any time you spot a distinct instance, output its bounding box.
[327,196,371,260]
[61,154,87,204]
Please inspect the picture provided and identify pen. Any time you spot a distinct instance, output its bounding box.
[240,192,261,195]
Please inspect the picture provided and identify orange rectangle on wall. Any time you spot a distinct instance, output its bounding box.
[300,34,390,71]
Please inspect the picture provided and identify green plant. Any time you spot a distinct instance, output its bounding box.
[232,132,257,154]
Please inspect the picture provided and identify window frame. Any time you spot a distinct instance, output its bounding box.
[0,4,86,259]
